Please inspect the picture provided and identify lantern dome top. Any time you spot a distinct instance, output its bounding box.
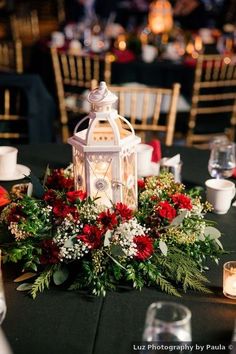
[87,81,117,107]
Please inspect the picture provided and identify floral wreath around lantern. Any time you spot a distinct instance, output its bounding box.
[0,168,224,298]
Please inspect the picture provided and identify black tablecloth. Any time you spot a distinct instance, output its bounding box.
[1,144,236,354]
[0,73,56,143]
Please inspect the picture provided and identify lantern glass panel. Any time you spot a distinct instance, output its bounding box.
[89,117,132,145]
[73,147,86,190]
[122,152,136,209]
[87,153,113,207]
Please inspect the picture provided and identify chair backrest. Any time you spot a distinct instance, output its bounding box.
[50,47,112,142]
[0,40,23,74]
[10,10,40,45]
[107,83,181,146]
[187,54,236,147]
[0,87,28,142]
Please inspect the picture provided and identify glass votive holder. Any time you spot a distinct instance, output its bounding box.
[142,301,192,342]
[223,261,236,300]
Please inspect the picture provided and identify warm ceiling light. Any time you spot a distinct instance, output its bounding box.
[148,0,173,35]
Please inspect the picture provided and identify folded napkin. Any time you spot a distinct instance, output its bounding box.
[147,139,162,163]
[112,49,136,63]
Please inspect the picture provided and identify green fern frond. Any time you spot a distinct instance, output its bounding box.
[30,267,55,299]
[155,246,210,294]
[155,275,181,297]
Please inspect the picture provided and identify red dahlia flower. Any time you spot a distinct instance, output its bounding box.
[98,210,118,230]
[115,202,133,221]
[171,193,192,210]
[157,201,176,221]
[66,190,87,203]
[40,239,60,265]
[133,236,154,260]
[77,224,103,249]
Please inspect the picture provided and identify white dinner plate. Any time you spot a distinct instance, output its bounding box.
[138,162,160,178]
[0,164,31,181]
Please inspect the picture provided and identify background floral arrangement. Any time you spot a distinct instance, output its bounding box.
[0,168,224,298]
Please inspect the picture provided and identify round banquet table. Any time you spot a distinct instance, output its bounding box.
[1,143,236,354]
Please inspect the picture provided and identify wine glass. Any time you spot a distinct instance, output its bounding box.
[208,141,236,179]
[142,302,192,345]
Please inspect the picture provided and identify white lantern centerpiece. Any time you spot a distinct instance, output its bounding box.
[68,82,141,209]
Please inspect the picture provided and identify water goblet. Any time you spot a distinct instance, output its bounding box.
[208,141,235,179]
[142,301,192,346]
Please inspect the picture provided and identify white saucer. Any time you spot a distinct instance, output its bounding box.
[0,164,31,181]
[138,162,160,178]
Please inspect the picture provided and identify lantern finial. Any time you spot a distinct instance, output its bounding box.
[87,81,117,112]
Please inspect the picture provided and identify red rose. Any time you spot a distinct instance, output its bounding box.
[97,210,118,230]
[171,193,192,210]
[133,235,154,261]
[0,186,10,207]
[40,239,60,265]
[157,201,176,221]
[46,169,74,191]
[115,202,133,221]
[66,190,87,203]
[43,189,57,203]
[77,224,103,249]
[138,179,145,189]
[52,200,73,218]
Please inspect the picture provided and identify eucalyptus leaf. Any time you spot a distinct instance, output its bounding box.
[16,283,33,291]
[110,244,125,257]
[215,238,223,250]
[53,266,69,285]
[159,240,168,256]
[204,226,221,240]
[43,164,50,187]
[105,251,126,270]
[104,230,112,247]
[63,236,77,248]
[27,183,33,197]
[198,233,205,241]
[169,210,188,227]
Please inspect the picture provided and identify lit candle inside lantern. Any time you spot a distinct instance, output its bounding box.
[223,262,236,299]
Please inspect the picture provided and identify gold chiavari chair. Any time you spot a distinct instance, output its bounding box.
[186,54,236,148]
[0,87,28,142]
[51,47,112,142]
[10,10,40,45]
[0,40,23,74]
[105,83,181,146]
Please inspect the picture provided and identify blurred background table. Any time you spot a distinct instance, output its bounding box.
[0,73,56,143]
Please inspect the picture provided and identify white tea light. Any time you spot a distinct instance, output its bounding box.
[223,261,236,300]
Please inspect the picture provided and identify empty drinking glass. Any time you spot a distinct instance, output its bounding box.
[208,141,235,179]
[142,302,192,343]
